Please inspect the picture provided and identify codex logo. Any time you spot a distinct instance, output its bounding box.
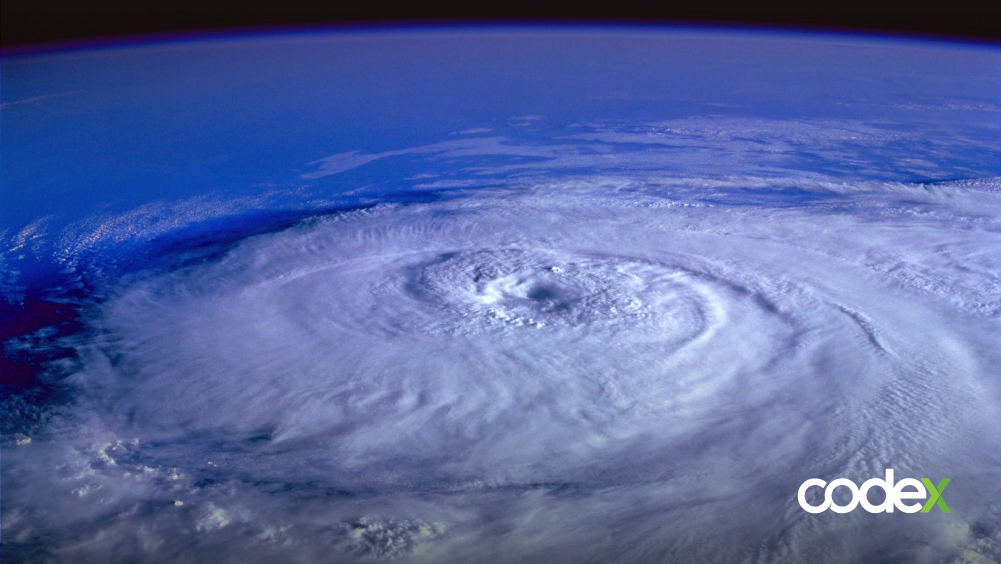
[798,470,950,514]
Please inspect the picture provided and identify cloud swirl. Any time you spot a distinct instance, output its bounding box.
[4,176,1001,563]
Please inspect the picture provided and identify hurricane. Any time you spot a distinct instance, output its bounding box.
[3,28,1001,564]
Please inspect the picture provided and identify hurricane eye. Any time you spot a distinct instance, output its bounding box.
[526,284,560,301]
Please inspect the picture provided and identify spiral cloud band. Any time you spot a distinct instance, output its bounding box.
[4,173,1001,563]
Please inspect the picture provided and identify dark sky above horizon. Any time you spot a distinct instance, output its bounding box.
[2,0,999,48]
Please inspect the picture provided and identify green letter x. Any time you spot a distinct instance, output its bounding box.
[921,478,951,513]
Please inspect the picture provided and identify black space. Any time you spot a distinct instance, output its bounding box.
[2,0,999,48]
